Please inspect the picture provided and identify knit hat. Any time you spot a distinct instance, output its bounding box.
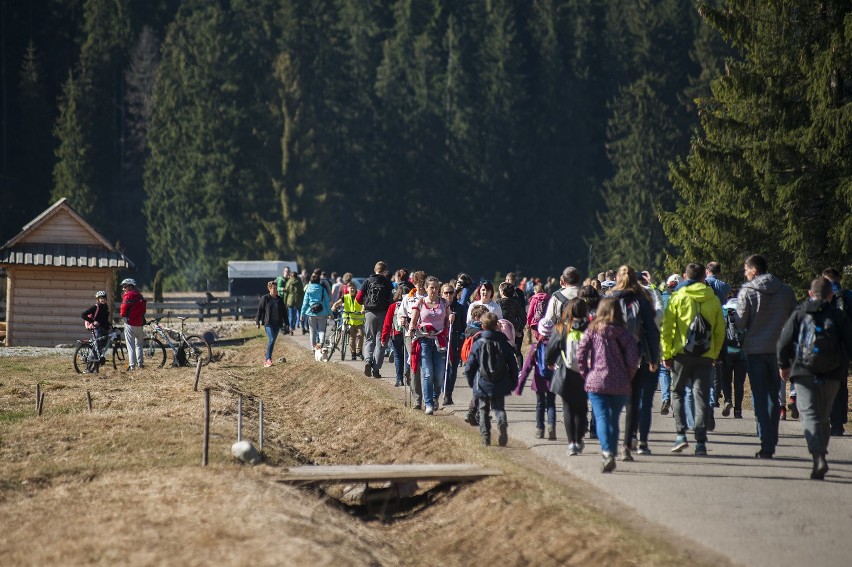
[497,319,516,343]
[537,318,554,339]
[666,274,682,288]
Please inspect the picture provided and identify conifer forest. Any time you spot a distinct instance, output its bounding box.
[0,1,850,289]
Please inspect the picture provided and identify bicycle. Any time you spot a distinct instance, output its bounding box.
[146,316,212,367]
[321,311,344,362]
[73,327,125,374]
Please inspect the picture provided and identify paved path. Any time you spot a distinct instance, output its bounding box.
[290,333,852,567]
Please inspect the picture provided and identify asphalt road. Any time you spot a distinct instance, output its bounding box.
[290,332,852,567]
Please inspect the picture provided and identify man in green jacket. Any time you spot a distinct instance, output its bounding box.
[284,272,305,336]
[660,263,725,456]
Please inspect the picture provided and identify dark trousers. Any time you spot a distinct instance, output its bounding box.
[795,375,841,455]
[829,360,849,432]
[672,354,714,442]
[717,350,747,409]
[624,364,657,446]
[560,370,588,444]
[747,353,782,454]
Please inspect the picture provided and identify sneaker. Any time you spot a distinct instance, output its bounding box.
[660,399,671,415]
[695,442,707,456]
[497,422,508,446]
[465,410,479,426]
[425,406,434,415]
[789,399,799,420]
[811,453,828,480]
[780,407,787,420]
[637,443,651,456]
[630,438,638,451]
[443,396,454,406]
[671,435,689,453]
[546,425,556,440]
[722,401,733,417]
[734,409,743,419]
[394,379,403,387]
[535,428,544,439]
[755,450,774,459]
[371,369,382,379]
[364,361,372,377]
[601,453,616,473]
[263,359,272,368]
[577,440,585,454]
[830,426,845,436]
[567,443,579,456]
[620,447,634,462]
[413,403,422,411]
[351,354,357,361]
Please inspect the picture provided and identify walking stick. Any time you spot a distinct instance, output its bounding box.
[441,313,455,409]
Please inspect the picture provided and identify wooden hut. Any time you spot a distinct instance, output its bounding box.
[0,199,134,346]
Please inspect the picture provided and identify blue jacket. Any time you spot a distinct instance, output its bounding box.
[301,283,332,317]
[705,276,731,305]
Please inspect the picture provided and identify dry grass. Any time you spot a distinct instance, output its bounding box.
[0,332,718,566]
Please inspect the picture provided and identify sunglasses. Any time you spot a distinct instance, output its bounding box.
[441,290,454,295]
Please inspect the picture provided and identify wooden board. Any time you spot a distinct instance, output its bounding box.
[278,464,501,484]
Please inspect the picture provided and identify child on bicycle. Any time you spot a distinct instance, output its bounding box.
[332,282,365,360]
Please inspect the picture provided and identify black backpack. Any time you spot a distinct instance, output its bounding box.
[480,338,509,384]
[363,277,391,311]
[724,308,744,349]
[796,309,841,374]
[684,300,712,357]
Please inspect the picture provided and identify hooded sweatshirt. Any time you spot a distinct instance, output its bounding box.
[776,299,852,380]
[735,273,797,355]
[660,282,725,361]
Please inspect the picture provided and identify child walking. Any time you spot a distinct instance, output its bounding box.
[546,298,589,455]
[515,319,557,440]
[577,297,639,472]
[465,312,520,446]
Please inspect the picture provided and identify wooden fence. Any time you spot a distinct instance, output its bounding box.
[113,295,263,323]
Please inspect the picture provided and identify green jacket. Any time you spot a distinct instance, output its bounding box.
[276,276,288,302]
[283,277,304,308]
[660,282,725,361]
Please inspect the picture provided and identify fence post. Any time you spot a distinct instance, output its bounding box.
[198,305,204,323]
[193,356,203,391]
[86,390,93,412]
[237,394,243,442]
[259,400,264,452]
[202,388,210,466]
[216,299,223,322]
[38,392,45,416]
[234,297,241,321]
[36,384,41,413]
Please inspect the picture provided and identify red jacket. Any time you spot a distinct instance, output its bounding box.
[120,289,147,327]
[381,302,400,344]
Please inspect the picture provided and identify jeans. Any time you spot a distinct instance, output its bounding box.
[624,364,657,446]
[364,311,386,370]
[264,325,280,360]
[535,391,556,430]
[307,316,327,347]
[419,338,446,409]
[288,307,300,331]
[479,395,506,440]
[445,332,463,397]
[747,353,782,454]
[390,334,407,383]
[560,370,587,444]
[588,392,628,455]
[683,383,695,430]
[124,324,144,368]
[794,375,840,455]
[658,365,671,403]
[671,355,713,442]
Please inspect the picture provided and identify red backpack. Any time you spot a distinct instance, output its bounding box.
[460,331,481,363]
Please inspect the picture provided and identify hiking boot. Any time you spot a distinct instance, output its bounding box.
[722,401,733,417]
[660,399,670,415]
[535,428,544,439]
[755,450,774,459]
[637,443,651,456]
[788,398,799,420]
[546,425,556,440]
[694,442,707,456]
[620,447,634,462]
[497,422,508,447]
[830,426,845,436]
[734,409,743,419]
[780,407,786,420]
[601,453,616,473]
[567,443,578,456]
[811,453,828,480]
[465,409,479,426]
[443,395,454,406]
[371,369,382,379]
[671,435,688,453]
[413,403,422,411]
[364,361,372,377]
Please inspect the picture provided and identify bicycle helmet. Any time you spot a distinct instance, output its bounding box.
[95,290,107,298]
[120,278,136,287]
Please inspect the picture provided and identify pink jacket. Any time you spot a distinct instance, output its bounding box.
[577,325,639,396]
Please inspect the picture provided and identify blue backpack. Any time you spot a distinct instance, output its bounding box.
[534,341,553,380]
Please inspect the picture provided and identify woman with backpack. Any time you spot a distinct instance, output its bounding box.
[301,272,332,351]
[381,282,413,387]
[577,297,640,473]
[408,276,452,415]
[546,298,589,456]
[497,282,526,352]
[607,265,660,461]
[515,319,557,441]
[526,283,550,341]
[285,272,305,336]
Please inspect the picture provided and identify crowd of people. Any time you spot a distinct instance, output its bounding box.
[256,258,852,479]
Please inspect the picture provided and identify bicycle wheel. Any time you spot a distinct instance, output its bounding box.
[142,337,167,368]
[73,343,99,374]
[112,339,126,369]
[339,323,348,360]
[184,335,212,366]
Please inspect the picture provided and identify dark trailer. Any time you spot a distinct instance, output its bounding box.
[227,261,298,296]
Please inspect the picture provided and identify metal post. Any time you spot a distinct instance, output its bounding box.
[193,356,202,391]
[202,388,210,466]
[86,390,93,412]
[237,394,243,442]
[36,384,41,413]
[258,400,264,452]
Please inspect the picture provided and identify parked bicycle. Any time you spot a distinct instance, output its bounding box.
[73,327,125,374]
[145,316,212,367]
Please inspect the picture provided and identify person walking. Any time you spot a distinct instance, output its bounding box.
[357,261,394,378]
[119,278,147,371]
[466,281,503,322]
[822,267,852,435]
[515,319,557,440]
[408,276,452,414]
[577,297,640,473]
[284,272,304,336]
[465,312,520,446]
[544,266,582,324]
[777,277,852,479]
[660,263,725,456]
[301,272,332,351]
[381,282,413,387]
[735,254,797,458]
[256,280,287,367]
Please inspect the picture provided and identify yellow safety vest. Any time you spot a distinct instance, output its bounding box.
[343,295,365,326]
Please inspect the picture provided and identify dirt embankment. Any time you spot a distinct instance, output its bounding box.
[0,332,702,566]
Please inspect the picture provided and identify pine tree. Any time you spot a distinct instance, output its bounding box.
[52,72,96,217]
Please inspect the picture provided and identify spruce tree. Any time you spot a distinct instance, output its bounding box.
[52,72,96,217]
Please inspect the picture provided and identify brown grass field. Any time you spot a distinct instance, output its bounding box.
[1,326,732,566]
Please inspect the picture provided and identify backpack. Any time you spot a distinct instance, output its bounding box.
[724,308,743,350]
[530,296,547,327]
[619,296,643,344]
[796,309,841,374]
[560,328,584,372]
[534,341,553,380]
[684,300,712,357]
[461,331,481,363]
[549,291,568,323]
[392,301,405,333]
[480,337,509,383]
[363,277,391,311]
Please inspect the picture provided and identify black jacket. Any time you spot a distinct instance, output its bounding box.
[497,297,526,337]
[777,299,852,380]
[358,273,393,313]
[256,294,286,329]
[465,329,519,398]
[81,303,111,329]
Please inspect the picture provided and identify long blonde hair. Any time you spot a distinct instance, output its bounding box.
[612,265,651,302]
[587,297,625,333]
